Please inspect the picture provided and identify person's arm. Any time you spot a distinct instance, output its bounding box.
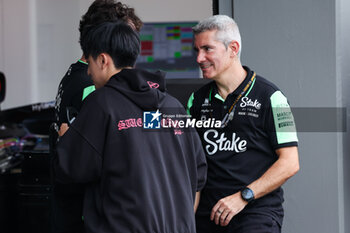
[211,146,299,226]
[54,92,107,184]
[55,125,103,183]
[194,191,201,213]
[247,146,299,199]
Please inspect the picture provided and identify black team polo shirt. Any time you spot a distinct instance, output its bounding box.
[188,66,298,226]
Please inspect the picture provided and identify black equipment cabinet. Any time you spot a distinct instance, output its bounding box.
[0,101,54,233]
[0,173,20,233]
[17,150,52,233]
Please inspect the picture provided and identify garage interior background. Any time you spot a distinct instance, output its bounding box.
[1,0,350,233]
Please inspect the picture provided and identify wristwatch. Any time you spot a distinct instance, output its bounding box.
[241,187,255,203]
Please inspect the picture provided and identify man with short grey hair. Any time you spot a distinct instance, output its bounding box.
[188,15,300,233]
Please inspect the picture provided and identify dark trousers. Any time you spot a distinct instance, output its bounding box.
[196,213,281,233]
[51,186,85,233]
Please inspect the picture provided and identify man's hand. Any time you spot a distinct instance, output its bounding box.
[210,192,247,226]
[58,123,69,137]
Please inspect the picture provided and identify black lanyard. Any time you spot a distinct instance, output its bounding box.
[209,72,256,128]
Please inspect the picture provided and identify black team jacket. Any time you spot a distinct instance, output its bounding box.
[54,69,207,233]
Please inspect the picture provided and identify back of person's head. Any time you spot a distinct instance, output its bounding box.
[79,0,143,46]
[193,15,242,58]
[81,21,140,69]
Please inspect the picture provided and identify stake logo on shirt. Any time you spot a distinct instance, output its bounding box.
[236,97,262,119]
[203,129,247,155]
[240,97,261,110]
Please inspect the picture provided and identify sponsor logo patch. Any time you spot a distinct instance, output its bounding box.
[147,81,159,89]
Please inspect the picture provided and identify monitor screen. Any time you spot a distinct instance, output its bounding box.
[135,22,200,79]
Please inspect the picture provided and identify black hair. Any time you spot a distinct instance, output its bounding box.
[81,21,140,69]
[79,0,143,47]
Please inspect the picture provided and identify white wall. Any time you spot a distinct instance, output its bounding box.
[0,0,82,109]
[35,0,82,104]
[0,0,37,109]
[339,0,350,232]
[0,0,4,70]
[0,0,211,110]
[118,0,212,22]
[234,0,346,232]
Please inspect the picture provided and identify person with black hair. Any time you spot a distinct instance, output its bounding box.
[52,1,142,233]
[54,21,207,233]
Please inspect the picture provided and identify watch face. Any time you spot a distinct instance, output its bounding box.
[242,188,254,201]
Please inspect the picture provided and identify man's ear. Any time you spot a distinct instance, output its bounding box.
[229,40,240,58]
[98,53,109,69]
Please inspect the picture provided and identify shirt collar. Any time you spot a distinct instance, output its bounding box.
[211,66,254,101]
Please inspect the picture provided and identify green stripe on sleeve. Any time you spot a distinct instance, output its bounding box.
[270,91,298,144]
[187,92,195,115]
[82,85,96,101]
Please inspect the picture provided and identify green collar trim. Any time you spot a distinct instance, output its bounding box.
[209,87,225,102]
[82,85,96,100]
[186,93,195,115]
[244,77,256,97]
[209,72,256,104]
[214,93,225,102]
[78,59,88,65]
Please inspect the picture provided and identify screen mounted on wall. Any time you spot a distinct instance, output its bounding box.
[135,22,200,79]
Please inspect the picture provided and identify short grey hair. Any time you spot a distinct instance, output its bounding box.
[193,15,242,58]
